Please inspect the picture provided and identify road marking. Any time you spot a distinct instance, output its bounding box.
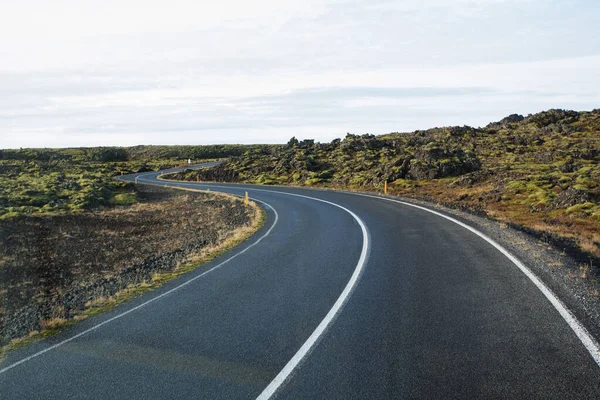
[350,192,600,368]
[0,199,279,376]
[253,194,369,400]
[141,173,600,385]
[135,176,372,399]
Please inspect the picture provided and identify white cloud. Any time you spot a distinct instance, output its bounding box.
[0,0,325,40]
[0,0,599,148]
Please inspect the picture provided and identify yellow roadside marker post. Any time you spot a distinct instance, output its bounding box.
[244,192,249,205]
[384,181,388,195]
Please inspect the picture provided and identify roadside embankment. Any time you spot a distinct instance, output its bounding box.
[0,185,263,353]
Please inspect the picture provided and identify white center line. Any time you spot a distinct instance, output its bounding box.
[149,178,373,400]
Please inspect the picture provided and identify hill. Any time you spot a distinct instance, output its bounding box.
[0,144,268,218]
[165,109,600,259]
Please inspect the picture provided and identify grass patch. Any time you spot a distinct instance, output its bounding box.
[109,192,137,205]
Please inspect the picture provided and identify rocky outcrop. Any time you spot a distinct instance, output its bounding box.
[406,148,481,180]
[551,188,591,210]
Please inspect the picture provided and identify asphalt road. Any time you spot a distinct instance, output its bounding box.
[2,164,600,399]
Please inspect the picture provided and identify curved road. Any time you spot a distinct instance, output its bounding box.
[1,164,600,399]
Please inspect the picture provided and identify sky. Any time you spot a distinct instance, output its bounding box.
[1,0,599,148]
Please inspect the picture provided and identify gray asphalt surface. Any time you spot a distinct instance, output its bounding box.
[1,164,599,399]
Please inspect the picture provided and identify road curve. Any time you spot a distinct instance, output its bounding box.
[1,164,600,399]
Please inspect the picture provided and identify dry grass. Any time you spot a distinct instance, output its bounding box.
[0,188,265,361]
[39,318,70,330]
[72,196,264,319]
[387,178,600,260]
[579,260,594,280]
[580,236,600,255]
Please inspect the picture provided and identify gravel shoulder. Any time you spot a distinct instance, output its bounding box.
[165,175,600,346]
[380,193,600,344]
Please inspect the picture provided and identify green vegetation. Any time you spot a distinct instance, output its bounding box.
[0,145,263,218]
[109,192,138,205]
[1,109,598,356]
[0,144,268,356]
[165,109,600,258]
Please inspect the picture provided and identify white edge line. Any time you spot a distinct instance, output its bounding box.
[138,175,600,379]
[0,194,279,375]
[156,179,373,399]
[350,192,600,368]
[136,177,373,399]
[254,196,370,400]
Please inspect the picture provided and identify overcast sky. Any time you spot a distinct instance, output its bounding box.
[1,0,599,148]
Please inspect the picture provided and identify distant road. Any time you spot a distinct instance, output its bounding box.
[2,163,599,399]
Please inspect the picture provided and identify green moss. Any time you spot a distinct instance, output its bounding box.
[305,178,322,185]
[527,189,553,205]
[391,178,418,188]
[573,184,591,191]
[254,175,280,185]
[575,176,598,189]
[0,211,21,220]
[109,192,137,205]
[566,202,596,214]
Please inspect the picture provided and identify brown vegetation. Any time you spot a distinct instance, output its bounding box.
[165,109,600,263]
[0,185,261,348]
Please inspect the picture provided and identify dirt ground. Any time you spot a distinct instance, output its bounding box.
[0,186,256,345]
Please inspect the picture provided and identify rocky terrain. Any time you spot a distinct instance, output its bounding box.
[0,144,264,218]
[0,186,259,347]
[165,109,600,263]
